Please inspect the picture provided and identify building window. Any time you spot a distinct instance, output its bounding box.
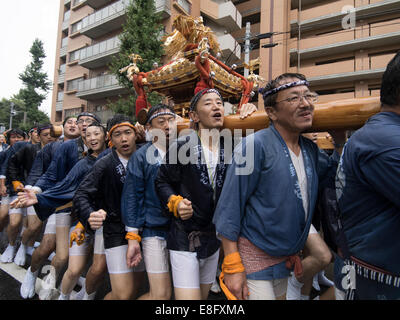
[64,10,71,22]
[242,13,261,27]
[69,49,81,62]
[66,77,83,92]
[64,107,83,118]
[71,20,83,34]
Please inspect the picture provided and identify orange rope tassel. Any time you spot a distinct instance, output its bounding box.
[167,195,183,219]
[125,232,142,242]
[219,252,246,300]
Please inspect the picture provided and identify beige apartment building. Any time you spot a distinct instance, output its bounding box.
[51,0,400,123]
[233,0,400,104]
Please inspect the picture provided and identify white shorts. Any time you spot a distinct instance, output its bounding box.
[169,249,220,289]
[247,278,289,300]
[44,214,56,235]
[93,227,105,255]
[8,196,26,215]
[56,211,71,228]
[26,206,37,216]
[69,226,92,256]
[105,245,145,275]
[309,223,318,235]
[334,286,346,300]
[142,237,169,274]
[1,196,10,205]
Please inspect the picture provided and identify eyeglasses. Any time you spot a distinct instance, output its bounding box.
[276,93,318,105]
[77,119,94,125]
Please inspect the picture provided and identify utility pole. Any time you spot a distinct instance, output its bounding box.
[244,22,251,78]
[9,102,16,130]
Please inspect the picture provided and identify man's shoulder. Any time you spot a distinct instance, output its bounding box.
[134,142,152,157]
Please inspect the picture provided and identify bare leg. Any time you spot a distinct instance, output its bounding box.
[21,214,42,246]
[7,213,23,246]
[51,225,70,277]
[138,272,172,300]
[104,271,146,300]
[60,254,89,296]
[0,203,9,232]
[84,254,107,296]
[174,287,202,300]
[297,233,332,296]
[30,234,56,273]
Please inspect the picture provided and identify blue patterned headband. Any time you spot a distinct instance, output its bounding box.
[147,111,176,124]
[259,80,310,100]
[190,88,224,111]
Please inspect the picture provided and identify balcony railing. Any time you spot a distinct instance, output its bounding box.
[218,34,241,62]
[155,0,171,19]
[201,0,242,32]
[77,74,128,99]
[80,0,129,38]
[290,30,400,63]
[80,0,171,38]
[291,0,400,33]
[56,101,64,112]
[174,0,191,15]
[79,36,121,68]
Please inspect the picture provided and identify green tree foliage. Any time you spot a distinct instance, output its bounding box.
[17,39,51,130]
[109,0,165,118]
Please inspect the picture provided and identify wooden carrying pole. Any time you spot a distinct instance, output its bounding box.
[177,96,381,135]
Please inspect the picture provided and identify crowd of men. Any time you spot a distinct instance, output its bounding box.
[0,52,399,300]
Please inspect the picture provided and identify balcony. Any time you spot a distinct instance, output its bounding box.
[155,0,171,19]
[173,0,191,15]
[291,0,320,9]
[80,0,171,39]
[80,0,129,39]
[86,0,113,9]
[201,0,242,32]
[58,73,66,85]
[60,46,68,58]
[56,101,64,112]
[76,74,129,100]
[308,68,386,87]
[79,36,121,69]
[290,30,400,63]
[56,92,64,111]
[291,0,400,33]
[57,64,67,84]
[218,34,241,62]
[72,0,87,8]
[62,10,71,32]
[93,109,115,124]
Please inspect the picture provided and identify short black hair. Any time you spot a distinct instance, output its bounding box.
[63,116,77,127]
[147,104,175,124]
[380,51,400,107]
[86,122,107,137]
[106,114,135,133]
[77,112,102,124]
[37,123,52,136]
[6,128,25,144]
[260,73,307,108]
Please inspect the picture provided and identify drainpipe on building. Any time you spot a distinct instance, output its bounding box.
[298,0,302,71]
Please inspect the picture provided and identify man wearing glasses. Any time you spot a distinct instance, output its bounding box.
[213,73,345,300]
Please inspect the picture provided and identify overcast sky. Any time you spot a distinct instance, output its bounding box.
[0,0,60,116]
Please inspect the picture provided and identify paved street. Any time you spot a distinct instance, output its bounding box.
[0,230,226,301]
